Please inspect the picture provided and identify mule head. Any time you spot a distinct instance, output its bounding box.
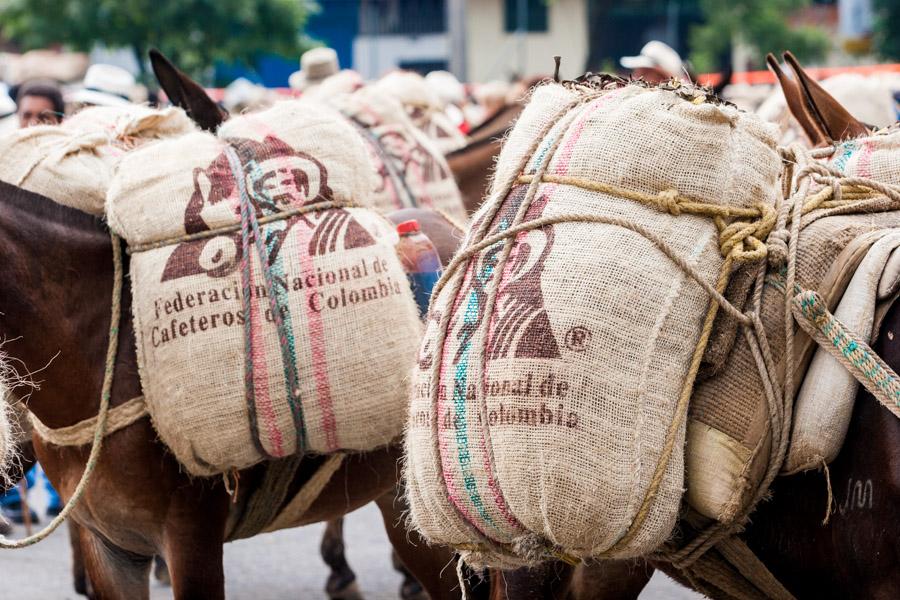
[150,49,227,132]
[767,51,868,146]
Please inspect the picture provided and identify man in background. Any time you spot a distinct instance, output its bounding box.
[620,41,687,83]
[15,80,65,127]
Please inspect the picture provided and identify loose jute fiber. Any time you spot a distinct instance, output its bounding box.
[107,99,422,476]
[404,78,781,567]
[0,105,195,215]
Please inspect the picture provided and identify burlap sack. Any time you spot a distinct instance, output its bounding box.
[686,128,900,521]
[334,87,467,223]
[404,80,781,566]
[0,105,195,215]
[107,99,422,476]
[371,71,468,154]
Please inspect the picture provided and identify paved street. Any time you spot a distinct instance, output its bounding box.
[0,495,702,600]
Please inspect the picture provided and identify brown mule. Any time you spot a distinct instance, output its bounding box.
[766,51,870,147]
[0,181,468,599]
[447,102,525,214]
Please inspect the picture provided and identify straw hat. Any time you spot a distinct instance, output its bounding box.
[69,64,135,106]
[289,47,340,91]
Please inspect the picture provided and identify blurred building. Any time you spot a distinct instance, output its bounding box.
[312,0,589,81]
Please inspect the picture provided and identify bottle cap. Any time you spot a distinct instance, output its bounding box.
[397,219,420,235]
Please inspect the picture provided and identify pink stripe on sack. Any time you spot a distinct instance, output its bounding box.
[298,243,339,450]
[856,140,874,179]
[246,256,286,456]
[473,95,617,527]
[246,114,341,451]
[554,90,625,175]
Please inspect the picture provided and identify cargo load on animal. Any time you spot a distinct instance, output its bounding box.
[404,77,782,566]
[334,87,467,224]
[107,99,423,476]
[0,104,195,215]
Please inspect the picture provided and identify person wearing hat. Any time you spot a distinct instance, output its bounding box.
[69,63,136,107]
[620,41,686,83]
[289,47,340,92]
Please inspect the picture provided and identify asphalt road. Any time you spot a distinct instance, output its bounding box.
[0,494,704,600]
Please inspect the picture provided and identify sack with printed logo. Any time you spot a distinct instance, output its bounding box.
[107,100,422,476]
[335,87,467,223]
[403,79,781,566]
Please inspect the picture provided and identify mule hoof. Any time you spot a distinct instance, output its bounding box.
[153,556,172,586]
[73,574,88,596]
[327,578,363,600]
[400,579,428,600]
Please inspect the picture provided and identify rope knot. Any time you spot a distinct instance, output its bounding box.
[658,188,681,215]
[766,228,789,268]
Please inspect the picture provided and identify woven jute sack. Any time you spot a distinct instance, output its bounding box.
[107,100,422,476]
[334,87,467,223]
[0,105,195,215]
[372,72,468,154]
[404,80,781,567]
[686,129,900,521]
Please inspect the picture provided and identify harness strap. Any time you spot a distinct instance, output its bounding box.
[29,396,147,447]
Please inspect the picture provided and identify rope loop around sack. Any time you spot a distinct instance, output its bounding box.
[0,231,123,549]
[126,200,356,254]
[30,396,147,447]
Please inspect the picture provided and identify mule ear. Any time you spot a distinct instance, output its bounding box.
[783,51,868,142]
[766,52,827,146]
[149,48,227,132]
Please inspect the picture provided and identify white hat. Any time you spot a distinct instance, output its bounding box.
[223,77,270,112]
[289,47,340,91]
[0,83,15,117]
[620,41,684,80]
[69,64,135,106]
[425,70,465,106]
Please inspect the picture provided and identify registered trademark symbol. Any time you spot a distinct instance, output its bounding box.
[565,326,591,352]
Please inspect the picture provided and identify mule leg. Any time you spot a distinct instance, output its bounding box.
[162,524,225,600]
[68,520,89,596]
[392,548,428,600]
[321,517,362,600]
[375,491,464,600]
[78,526,152,600]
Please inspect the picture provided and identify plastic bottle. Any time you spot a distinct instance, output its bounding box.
[396,219,442,317]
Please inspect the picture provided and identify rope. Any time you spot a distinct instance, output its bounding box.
[225,147,307,457]
[29,396,147,447]
[791,290,900,418]
[0,231,123,548]
[126,200,353,254]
